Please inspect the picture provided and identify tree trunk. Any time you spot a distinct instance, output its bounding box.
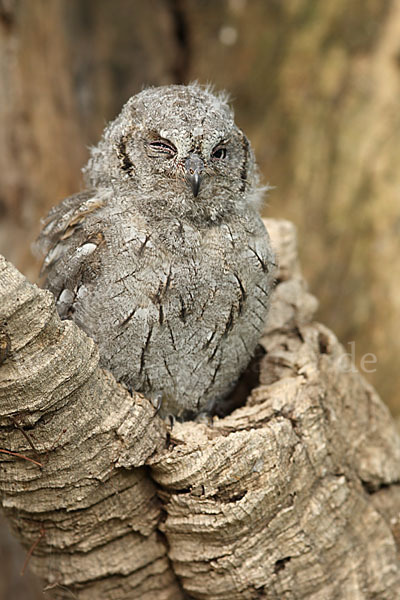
[1,219,399,599]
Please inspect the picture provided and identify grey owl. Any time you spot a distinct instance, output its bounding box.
[37,84,275,420]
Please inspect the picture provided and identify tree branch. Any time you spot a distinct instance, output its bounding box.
[1,219,400,599]
[0,252,181,599]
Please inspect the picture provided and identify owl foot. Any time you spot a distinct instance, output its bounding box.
[150,396,176,430]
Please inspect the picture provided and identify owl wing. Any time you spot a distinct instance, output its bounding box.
[36,190,107,318]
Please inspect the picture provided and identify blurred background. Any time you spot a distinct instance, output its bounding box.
[0,0,399,597]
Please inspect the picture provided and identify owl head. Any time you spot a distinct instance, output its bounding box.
[84,84,264,222]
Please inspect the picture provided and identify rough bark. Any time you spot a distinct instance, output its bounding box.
[1,218,400,599]
[0,255,180,597]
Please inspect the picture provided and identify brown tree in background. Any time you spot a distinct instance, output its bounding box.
[1,0,399,414]
[1,1,400,598]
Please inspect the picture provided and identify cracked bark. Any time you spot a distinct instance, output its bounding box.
[1,219,400,599]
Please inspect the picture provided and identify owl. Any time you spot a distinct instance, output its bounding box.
[37,84,275,420]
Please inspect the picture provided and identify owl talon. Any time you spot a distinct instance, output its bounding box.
[151,393,163,415]
[167,414,176,429]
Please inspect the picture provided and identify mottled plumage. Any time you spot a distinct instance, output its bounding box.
[37,84,275,419]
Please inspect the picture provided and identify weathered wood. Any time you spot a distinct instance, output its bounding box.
[1,218,399,599]
[0,253,181,598]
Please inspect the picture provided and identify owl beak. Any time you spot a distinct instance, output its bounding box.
[185,154,204,197]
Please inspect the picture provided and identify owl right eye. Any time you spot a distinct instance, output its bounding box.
[147,139,177,157]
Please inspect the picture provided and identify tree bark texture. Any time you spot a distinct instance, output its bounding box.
[1,219,400,599]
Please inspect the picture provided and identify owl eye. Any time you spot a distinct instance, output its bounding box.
[212,145,227,160]
[148,139,177,157]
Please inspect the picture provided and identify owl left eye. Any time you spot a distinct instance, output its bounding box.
[212,145,227,160]
[148,139,177,157]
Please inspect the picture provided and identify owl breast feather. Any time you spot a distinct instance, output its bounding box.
[66,208,275,419]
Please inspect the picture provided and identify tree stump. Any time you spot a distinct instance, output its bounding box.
[0,219,399,599]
